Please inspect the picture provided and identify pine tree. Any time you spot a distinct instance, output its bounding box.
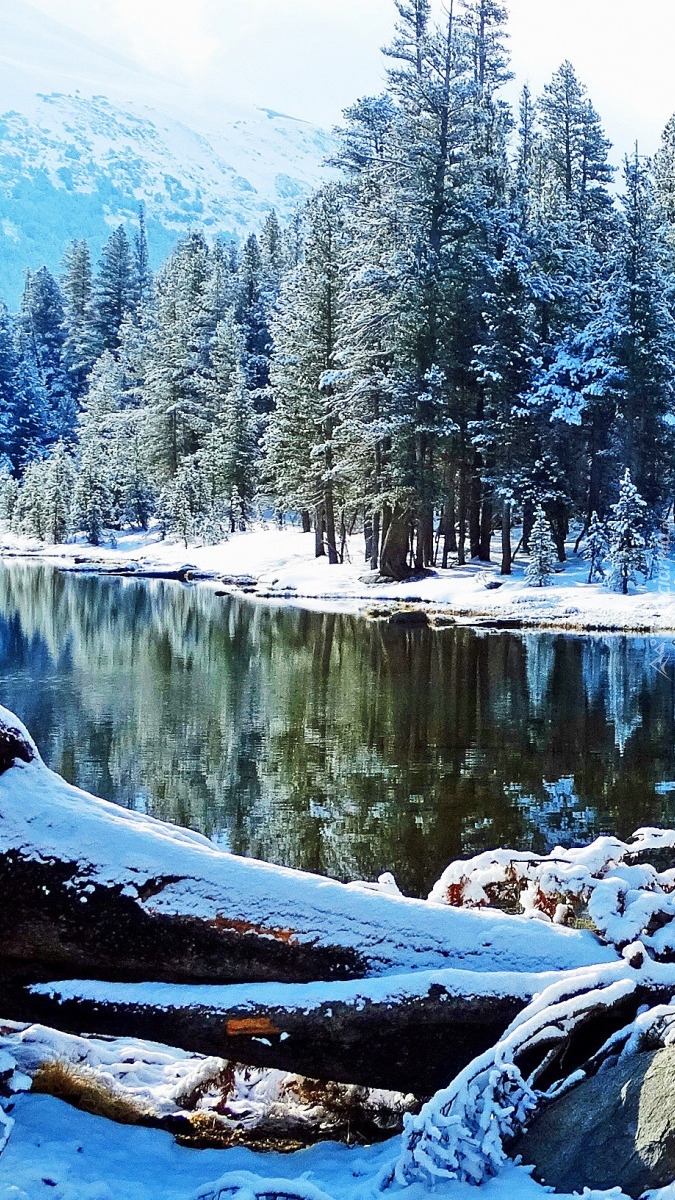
[143,232,212,483]
[539,61,613,233]
[133,205,153,313]
[525,505,558,586]
[582,511,608,582]
[268,186,347,564]
[93,225,135,354]
[19,267,76,445]
[12,331,50,468]
[13,459,47,540]
[41,440,76,543]
[654,113,675,253]
[61,240,97,396]
[607,468,649,594]
[0,303,19,466]
[73,438,112,545]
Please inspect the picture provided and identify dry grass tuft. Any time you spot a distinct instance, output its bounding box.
[32,1059,154,1126]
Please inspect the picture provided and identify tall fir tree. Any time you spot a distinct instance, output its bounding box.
[93,225,135,354]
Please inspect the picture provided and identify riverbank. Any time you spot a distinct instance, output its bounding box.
[2,523,675,632]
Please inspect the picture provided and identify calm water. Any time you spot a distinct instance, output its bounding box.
[1,562,675,896]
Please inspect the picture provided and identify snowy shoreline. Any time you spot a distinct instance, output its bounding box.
[2,523,675,633]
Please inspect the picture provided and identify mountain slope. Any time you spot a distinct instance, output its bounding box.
[0,2,334,306]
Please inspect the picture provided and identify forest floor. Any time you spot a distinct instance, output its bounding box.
[2,522,675,631]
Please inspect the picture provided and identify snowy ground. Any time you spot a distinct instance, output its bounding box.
[0,1094,568,1200]
[3,522,675,631]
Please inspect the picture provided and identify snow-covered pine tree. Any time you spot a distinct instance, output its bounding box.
[93,225,135,354]
[12,330,50,468]
[204,351,256,528]
[143,232,212,483]
[0,463,18,528]
[0,303,19,467]
[61,240,98,397]
[539,60,613,235]
[133,205,153,314]
[13,458,47,540]
[159,454,206,547]
[473,241,540,575]
[73,438,112,546]
[606,468,649,594]
[582,511,608,582]
[654,113,675,254]
[267,185,347,563]
[525,505,558,586]
[18,267,76,446]
[41,440,76,543]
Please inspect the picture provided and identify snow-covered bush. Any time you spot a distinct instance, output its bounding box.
[428,828,675,955]
[525,506,558,586]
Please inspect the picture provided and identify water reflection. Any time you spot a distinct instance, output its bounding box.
[0,563,674,896]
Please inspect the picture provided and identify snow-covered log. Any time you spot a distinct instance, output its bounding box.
[0,707,615,985]
[0,967,571,1093]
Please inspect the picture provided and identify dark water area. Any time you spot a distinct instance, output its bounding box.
[1,562,675,897]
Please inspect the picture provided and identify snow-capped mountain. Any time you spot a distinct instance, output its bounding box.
[0,2,335,306]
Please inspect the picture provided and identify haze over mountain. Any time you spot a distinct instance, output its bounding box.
[0,1,334,306]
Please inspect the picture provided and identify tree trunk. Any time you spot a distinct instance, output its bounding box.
[371,510,381,572]
[324,484,339,566]
[457,471,467,566]
[314,505,325,558]
[379,504,411,580]
[479,494,492,562]
[501,500,512,576]
[364,516,374,563]
[469,473,481,560]
[301,510,311,534]
[523,500,534,552]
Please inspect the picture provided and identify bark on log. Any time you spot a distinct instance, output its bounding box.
[0,707,616,986]
[0,967,569,1095]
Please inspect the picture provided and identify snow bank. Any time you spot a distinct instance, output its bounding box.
[4,521,675,630]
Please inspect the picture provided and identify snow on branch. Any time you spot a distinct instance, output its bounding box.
[387,948,670,1190]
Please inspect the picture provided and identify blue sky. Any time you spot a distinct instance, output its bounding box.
[26,0,675,157]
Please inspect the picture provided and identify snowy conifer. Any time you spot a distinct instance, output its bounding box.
[582,512,608,582]
[525,506,558,586]
[606,469,649,594]
[41,441,76,543]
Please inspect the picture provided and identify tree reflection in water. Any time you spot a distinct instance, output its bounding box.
[0,563,674,896]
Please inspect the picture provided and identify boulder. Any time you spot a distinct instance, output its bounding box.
[388,609,430,628]
[517,1047,675,1197]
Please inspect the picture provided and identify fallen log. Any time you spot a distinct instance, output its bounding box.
[0,966,572,1094]
[0,706,616,985]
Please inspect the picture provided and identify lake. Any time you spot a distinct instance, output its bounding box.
[0,561,674,897]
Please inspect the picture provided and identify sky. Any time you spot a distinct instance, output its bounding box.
[24,0,675,158]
